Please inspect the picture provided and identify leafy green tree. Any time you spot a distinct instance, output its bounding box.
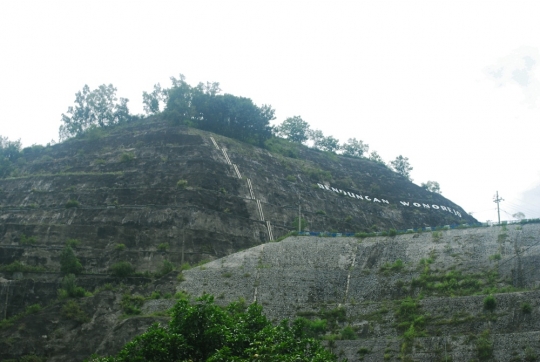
[0,136,22,178]
[59,84,132,140]
[318,135,340,152]
[368,151,386,165]
[275,116,310,144]
[164,76,274,146]
[341,138,369,158]
[0,136,22,161]
[391,155,413,180]
[142,83,168,115]
[512,212,525,220]
[60,246,83,275]
[89,295,337,362]
[308,129,324,147]
[421,181,442,194]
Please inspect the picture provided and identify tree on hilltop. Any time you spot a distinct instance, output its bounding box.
[163,75,274,146]
[341,138,369,158]
[391,155,413,180]
[421,180,442,194]
[59,84,132,140]
[368,150,386,165]
[275,116,310,144]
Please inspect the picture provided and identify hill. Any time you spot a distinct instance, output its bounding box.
[0,118,484,360]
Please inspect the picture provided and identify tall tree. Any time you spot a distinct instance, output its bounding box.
[0,136,22,178]
[391,155,413,180]
[164,79,274,146]
[316,135,340,152]
[142,83,168,115]
[341,138,369,158]
[59,84,132,140]
[368,151,386,165]
[275,116,310,144]
[421,181,442,194]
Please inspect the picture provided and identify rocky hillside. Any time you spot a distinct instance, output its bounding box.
[1,223,539,361]
[0,118,484,360]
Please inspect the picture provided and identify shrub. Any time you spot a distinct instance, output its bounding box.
[65,199,80,208]
[121,293,145,315]
[521,302,532,314]
[60,246,83,275]
[483,295,496,311]
[61,300,89,323]
[358,347,371,356]
[119,152,134,163]
[157,260,174,277]
[20,233,37,245]
[115,243,126,251]
[388,228,397,236]
[58,274,86,298]
[110,261,135,277]
[476,329,493,360]
[65,238,80,247]
[489,253,501,261]
[157,243,169,251]
[176,179,188,188]
[340,325,357,340]
[524,346,538,362]
[0,261,45,273]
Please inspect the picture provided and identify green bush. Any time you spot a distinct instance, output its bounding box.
[340,325,357,340]
[110,261,135,277]
[157,243,169,251]
[388,228,397,236]
[65,199,80,208]
[157,260,174,277]
[115,243,126,251]
[489,253,501,261]
[61,300,89,323]
[95,294,337,361]
[119,152,134,163]
[483,295,496,311]
[521,302,532,314]
[121,293,145,315]
[60,246,83,275]
[524,346,538,361]
[65,238,80,247]
[0,261,45,273]
[176,179,188,189]
[20,233,37,245]
[58,274,87,298]
[476,329,493,360]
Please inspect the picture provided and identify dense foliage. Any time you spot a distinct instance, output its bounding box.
[162,76,275,146]
[59,84,133,140]
[89,295,337,362]
[0,136,22,178]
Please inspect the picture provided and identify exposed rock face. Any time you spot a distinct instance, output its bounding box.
[1,224,538,361]
[0,120,489,360]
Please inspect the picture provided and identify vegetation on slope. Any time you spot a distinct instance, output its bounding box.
[89,294,337,362]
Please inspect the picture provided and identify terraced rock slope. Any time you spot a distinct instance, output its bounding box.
[0,119,488,360]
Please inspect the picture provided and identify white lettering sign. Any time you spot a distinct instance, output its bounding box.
[316,183,463,218]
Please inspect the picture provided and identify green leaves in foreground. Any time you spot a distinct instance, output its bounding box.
[89,294,337,362]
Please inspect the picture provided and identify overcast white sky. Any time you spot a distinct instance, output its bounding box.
[1,1,539,222]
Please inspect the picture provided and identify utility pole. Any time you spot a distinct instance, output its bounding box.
[298,204,301,233]
[493,191,504,225]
